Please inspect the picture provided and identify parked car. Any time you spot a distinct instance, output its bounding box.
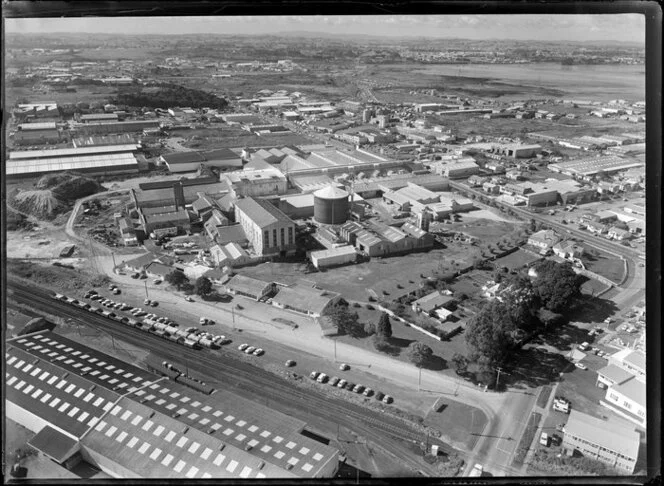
[329,377,340,386]
[469,464,483,477]
[310,371,320,380]
[363,388,374,397]
[112,288,121,295]
[144,299,151,305]
[131,273,139,279]
[382,395,393,404]
[285,360,296,367]
[375,392,385,401]
[153,279,162,284]
[337,379,347,389]
[252,348,264,356]
[551,434,562,446]
[185,296,194,302]
[575,362,588,370]
[339,363,350,371]
[238,343,249,351]
[345,382,356,391]
[353,384,365,394]
[540,432,550,447]
[151,301,158,307]
[317,373,329,384]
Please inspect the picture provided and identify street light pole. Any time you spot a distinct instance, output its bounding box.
[144,281,148,299]
[418,366,422,391]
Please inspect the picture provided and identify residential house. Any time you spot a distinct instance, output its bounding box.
[552,240,585,260]
[411,291,456,314]
[527,229,560,253]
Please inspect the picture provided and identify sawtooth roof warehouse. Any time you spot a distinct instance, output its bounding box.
[5,332,339,479]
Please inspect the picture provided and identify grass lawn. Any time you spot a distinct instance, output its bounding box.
[512,411,542,467]
[580,277,611,296]
[446,218,527,245]
[426,398,488,451]
[580,247,626,283]
[494,249,542,271]
[536,385,553,409]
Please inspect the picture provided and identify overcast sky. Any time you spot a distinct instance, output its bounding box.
[5,15,645,43]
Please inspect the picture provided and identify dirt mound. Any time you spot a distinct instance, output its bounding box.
[12,190,62,220]
[50,175,103,201]
[36,172,76,190]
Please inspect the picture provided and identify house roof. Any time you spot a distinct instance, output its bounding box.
[201,148,241,161]
[413,291,455,313]
[564,410,640,459]
[144,209,190,225]
[529,229,560,246]
[125,252,162,269]
[145,262,173,277]
[235,197,294,229]
[213,225,247,245]
[622,349,646,372]
[272,285,340,315]
[225,274,272,296]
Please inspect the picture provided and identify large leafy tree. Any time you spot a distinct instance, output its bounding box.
[165,269,189,291]
[376,312,393,338]
[194,276,213,296]
[327,305,363,338]
[531,260,582,312]
[450,352,469,375]
[465,300,515,366]
[407,342,434,368]
[500,274,540,331]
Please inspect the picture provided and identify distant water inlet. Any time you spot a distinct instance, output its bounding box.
[414,62,645,102]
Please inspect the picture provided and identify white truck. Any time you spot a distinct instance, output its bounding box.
[553,397,570,413]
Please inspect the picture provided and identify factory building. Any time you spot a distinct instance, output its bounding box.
[132,177,229,210]
[443,160,480,179]
[548,156,644,178]
[13,121,64,146]
[159,149,243,173]
[140,208,190,237]
[310,246,357,269]
[6,332,339,479]
[71,120,161,135]
[222,169,288,198]
[234,197,297,257]
[14,102,59,121]
[7,144,140,179]
[313,186,350,225]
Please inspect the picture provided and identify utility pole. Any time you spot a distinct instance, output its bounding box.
[232,307,236,330]
[418,366,422,391]
[111,252,117,272]
[494,366,510,391]
[334,338,337,361]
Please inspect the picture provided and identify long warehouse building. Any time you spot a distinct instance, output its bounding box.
[7,144,141,179]
[6,331,339,479]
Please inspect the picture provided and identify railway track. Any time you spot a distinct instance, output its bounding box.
[8,279,451,476]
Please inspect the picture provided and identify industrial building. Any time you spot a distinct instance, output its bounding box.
[234,197,297,257]
[132,177,229,210]
[140,208,190,237]
[6,332,338,479]
[7,144,141,179]
[310,246,357,269]
[313,186,350,225]
[561,410,640,474]
[71,120,161,135]
[548,156,644,178]
[223,274,275,300]
[222,169,288,198]
[159,149,243,173]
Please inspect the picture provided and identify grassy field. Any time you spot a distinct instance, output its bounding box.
[580,249,625,283]
[493,249,542,270]
[170,126,317,150]
[512,411,542,468]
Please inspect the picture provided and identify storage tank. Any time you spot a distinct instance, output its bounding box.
[314,185,350,225]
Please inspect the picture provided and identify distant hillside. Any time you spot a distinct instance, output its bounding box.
[111,84,228,110]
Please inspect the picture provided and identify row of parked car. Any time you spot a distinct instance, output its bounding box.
[309,368,393,404]
[238,343,264,356]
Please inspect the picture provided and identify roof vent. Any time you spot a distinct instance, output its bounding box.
[89,385,96,391]
[182,426,189,434]
[208,428,216,435]
[219,444,225,451]
[286,464,294,470]
[244,445,252,451]
[149,411,155,419]
[258,461,265,470]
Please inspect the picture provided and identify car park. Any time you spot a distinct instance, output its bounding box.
[238,343,249,351]
[310,371,320,380]
[253,348,264,356]
[337,379,347,389]
[382,395,393,404]
[329,377,340,386]
[317,373,329,384]
[285,360,296,367]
